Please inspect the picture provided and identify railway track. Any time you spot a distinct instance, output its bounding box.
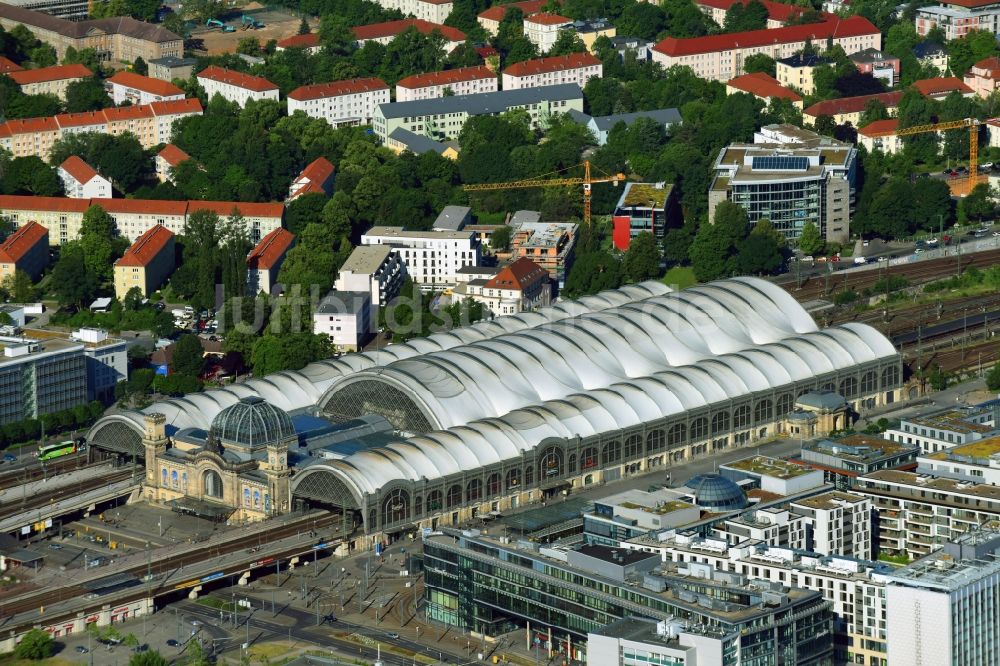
[0,455,93,491]
[0,469,134,518]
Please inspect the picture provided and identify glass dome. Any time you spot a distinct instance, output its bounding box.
[209,397,295,450]
[685,474,748,511]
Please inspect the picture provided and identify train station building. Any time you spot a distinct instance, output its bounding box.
[89,277,902,549]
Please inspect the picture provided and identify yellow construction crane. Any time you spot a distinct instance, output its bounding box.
[462,161,627,226]
[866,117,983,194]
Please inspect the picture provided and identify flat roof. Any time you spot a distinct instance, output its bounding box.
[576,543,660,565]
[315,290,369,315]
[792,490,867,510]
[904,410,994,434]
[0,336,81,366]
[725,455,814,479]
[340,244,392,275]
[364,226,472,240]
[618,182,673,209]
[805,434,915,461]
[926,435,1000,461]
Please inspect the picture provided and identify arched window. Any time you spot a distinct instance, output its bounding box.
[253,490,260,508]
[568,454,577,474]
[171,470,178,488]
[414,495,423,517]
[822,382,835,393]
[203,470,223,499]
[181,472,188,491]
[161,468,167,486]
[624,435,642,459]
[711,411,730,435]
[840,377,858,398]
[646,430,665,452]
[487,473,501,496]
[776,393,793,416]
[446,484,462,509]
[466,478,482,502]
[861,371,877,394]
[525,465,534,486]
[754,399,773,424]
[734,405,751,429]
[369,508,377,530]
[581,447,599,470]
[506,468,521,490]
[427,490,443,512]
[667,423,686,448]
[602,441,621,466]
[882,366,899,389]
[538,447,563,478]
[690,417,708,441]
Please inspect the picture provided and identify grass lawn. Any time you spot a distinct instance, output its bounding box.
[662,266,697,289]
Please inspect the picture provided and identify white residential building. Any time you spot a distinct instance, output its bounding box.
[884,407,997,455]
[523,12,571,52]
[196,65,279,108]
[287,78,389,128]
[374,0,453,24]
[790,491,872,560]
[287,157,335,201]
[501,52,602,90]
[360,226,479,291]
[915,0,1000,41]
[312,290,372,351]
[57,155,111,199]
[395,66,497,102]
[462,257,551,316]
[246,228,295,295]
[335,244,406,306]
[917,435,1000,486]
[353,19,466,53]
[105,71,184,106]
[477,0,546,36]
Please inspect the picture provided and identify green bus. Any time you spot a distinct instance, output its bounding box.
[38,440,78,461]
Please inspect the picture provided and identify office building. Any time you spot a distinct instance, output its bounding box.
[721,455,825,496]
[57,156,111,199]
[0,334,87,424]
[335,244,405,306]
[799,434,919,489]
[147,55,195,83]
[461,257,551,316]
[372,84,584,142]
[7,63,91,100]
[105,71,184,105]
[611,181,682,251]
[883,407,996,455]
[395,66,496,102]
[885,530,1000,666]
[197,66,279,107]
[68,328,127,402]
[312,290,373,351]
[113,224,176,300]
[352,19,465,53]
[287,78,389,128]
[588,617,735,666]
[708,124,856,243]
[246,228,295,296]
[287,157,335,201]
[0,221,48,282]
[584,488,701,546]
[360,226,479,291]
[917,435,1000,485]
[508,218,577,287]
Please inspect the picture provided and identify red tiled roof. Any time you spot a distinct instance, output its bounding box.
[352,19,466,43]
[727,72,802,102]
[1,117,59,134]
[114,224,174,267]
[157,144,191,167]
[695,0,834,22]
[149,98,203,116]
[478,0,548,22]
[0,195,282,218]
[187,201,285,218]
[7,63,91,85]
[55,110,106,128]
[99,198,188,216]
[102,104,155,122]
[911,76,974,97]
[653,16,878,57]
[858,118,899,137]
[0,195,90,213]
[804,91,903,118]
[484,257,547,290]
[524,11,570,25]
[503,52,600,77]
[197,65,278,92]
[0,56,22,74]
[277,32,321,49]
[59,155,100,185]
[294,157,335,190]
[107,70,184,97]
[287,78,388,101]
[0,221,47,264]
[397,66,494,89]
[476,46,499,58]
[247,227,295,270]
[972,56,1000,78]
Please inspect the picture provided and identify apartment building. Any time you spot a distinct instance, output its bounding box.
[196,66,279,108]
[0,196,283,245]
[799,435,919,489]
[395,66,497,102]
[917,435,1000,485]
[501,52,602,90]
[849,47,900,86]
[856,469,1000,560]
[374,0,453,24]
[803,91,903,126]
[287,157,335,201]
[509,217,577,288]
[477,0,546,35]
[154,144,191,183]
[790,491,873,560]
[148,55,195,82]
[0,221,48,282]
[360,226,479,291]
[884,407,996,455]
[708,124,856,243]
[287,78,389,128]
[335,244,405,306]
[0,334,87,424]
[712,505,810,550]
[0,4,182,63]
[695,0,835,28]
[113,224,176,299]
[0,98,202,160]
[964,56,1000,98]
[886,530,1000,666]
[610,181,683,251]
[312,290,373,351]
[352,19,466,53]
[912,75,975,98]
[621,532,891,666]
[725,72,803,109]
[652,16,881,82]
[776,53,834,95]
[105,70,184,105]
[275,32,322,53]
[523,12,571,52]
[57,155,111,199]
[373,84,584,142]
[0,56,21,74]
[8,63,91,100]
[915,0,1000,40]
[858,118,905,155]
[246,227,295,295]
[463,257,551,316]
[567,19,616,51]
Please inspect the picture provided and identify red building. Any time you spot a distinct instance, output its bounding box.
[611,182,681,251]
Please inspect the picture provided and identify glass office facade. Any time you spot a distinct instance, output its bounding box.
[730,179,824,240]
[0,346,87,425]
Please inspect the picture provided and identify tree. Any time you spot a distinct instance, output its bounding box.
[78,204,125,280]
[123,633,140,651]
[154,373,202,396]
[64,78,112,112]
[132,56,147,75]
[813,115,837,136]
[723,0,768,32]
[128,649,169,666]
[742,53,776,77]
[548,30,586,57]
[14,628,53,660]
[859,99,890,128]
[491,225,512,252]
[961,183,995,221]
[1,156,62,195]
[236,37,260,56]
[798,220,824,254]
[986,361,1000,391]
[737,232,783,274]
[689,202,749,281]
[172,334,205,378]
[298,16,310,35]
[622,232,662,283]
[563,249,622,298]
[947,29,997,80]
[52,244,99,307]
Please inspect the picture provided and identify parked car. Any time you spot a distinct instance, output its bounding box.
[166,640,179,647]
[3,453,15,463]
[853,256,867,264]
[76,646,89,654]
[927,238,938,245]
